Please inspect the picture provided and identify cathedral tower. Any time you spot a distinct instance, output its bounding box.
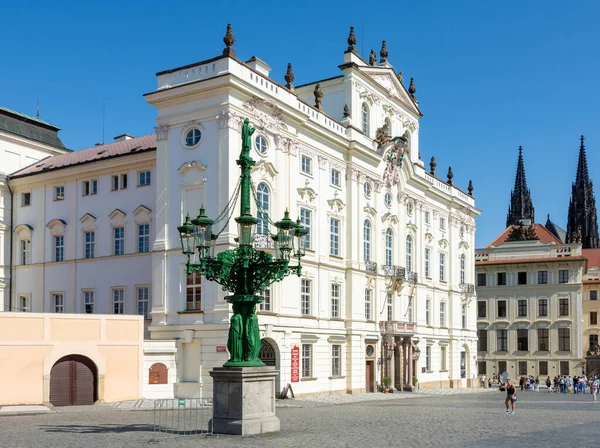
[566,135,599,248]
[506,146,535,227]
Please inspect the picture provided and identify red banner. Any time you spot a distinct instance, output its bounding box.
[291,345,300,383]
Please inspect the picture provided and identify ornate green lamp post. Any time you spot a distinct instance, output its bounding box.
[178,118,306,367]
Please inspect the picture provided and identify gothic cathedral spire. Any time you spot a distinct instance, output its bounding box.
[506,146,535,227]
[566,136,599,248]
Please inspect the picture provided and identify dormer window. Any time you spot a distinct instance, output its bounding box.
[361,103,369,136]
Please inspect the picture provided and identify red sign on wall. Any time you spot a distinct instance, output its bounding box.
[291,345,300,383]
[216,346,227,352]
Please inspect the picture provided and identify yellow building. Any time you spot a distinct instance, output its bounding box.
[582,249,600,370]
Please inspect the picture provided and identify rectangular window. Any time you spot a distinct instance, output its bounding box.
[462,304,467,328]
[477,329,488,352]
[387,293,393,321]
[138,170,151,186]
[407,296,413,322]
[426,299,431,325]
[497,329,508,351]
[517,299,527,317]
[518,361,527,376]
[121,174,128,189]
[52,293,64,313]
[478,301,486,318]
[301,155,312,175]
[559,270,569,283]
[301,279,311,316]
[83,290,94,314]
[539,361,548,376]
[560,361,569,376]
[439,217,446,231]
[497,272,506,286]
[589,334,599,348]
[186,273,202,311]
[559,298,569,316]
[559,328,570,351]
[331,345,341,377]
[439,253,445,282]
[498,361,507,374]
[517,329,528,351]
[20,239,31,265]
[112,288,124,314]
[137,286,150,319]
[591,290,598,301]
[331,283,340,318]
[365,289,372,321]
[113,227,124,255]
[84,231,95,259]
[424,248,430,278]
[425,211,431,225]
[441,346,447,371]
[54,186,64,201]
[82,179,98,196]
[426,346,432,371]
[83,180,90,196]
[92,179,98,194]
[111,175,119,191]
[138,224,150,253]
[331,168,341,187]
[478,361,487,375]
[19,295,30,312]
[538,271,548,284]
[591,311,598,325]
[477,273,486,287]
[538,328,549,351]
[518,272,527,285]
[538,298,548,317]
[302,344,312,377]
[54,235,64,262]
[330,218,340,256]
[300,208,311,250]
[440,302,446,327]
[21,192,31,207]
[497,300,507,318]
[259,288,271,312]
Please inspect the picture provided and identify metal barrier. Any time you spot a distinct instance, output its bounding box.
[150,398,213,440]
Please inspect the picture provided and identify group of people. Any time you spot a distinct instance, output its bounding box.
[545,375,599,395]
[518,376,540,391]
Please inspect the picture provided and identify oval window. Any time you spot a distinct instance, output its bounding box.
[185,128,201,147]
[255,135,268,155]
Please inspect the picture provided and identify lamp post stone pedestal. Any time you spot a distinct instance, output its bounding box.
[210,366,280,435]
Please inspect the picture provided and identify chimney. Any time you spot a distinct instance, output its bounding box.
[245,56,271,77]
[114,133,134,142]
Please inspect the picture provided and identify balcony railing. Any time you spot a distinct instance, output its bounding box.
[460,283,475,294]
[253,233,274,250]
[379,320,416,336]
[407,271,418,284]
[365,261,378,274]
[381,265,406,279]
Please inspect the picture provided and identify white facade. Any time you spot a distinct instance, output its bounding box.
[145,39,481,396]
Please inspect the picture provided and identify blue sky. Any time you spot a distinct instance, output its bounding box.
[2,1,599,247]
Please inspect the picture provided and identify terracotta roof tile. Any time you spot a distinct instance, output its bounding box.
[487,224,564,248]
[10,134,156,179]
[583,249,600,269]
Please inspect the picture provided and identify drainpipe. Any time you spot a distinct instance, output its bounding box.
[7,178,14,311]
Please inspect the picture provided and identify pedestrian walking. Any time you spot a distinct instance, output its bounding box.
[505,379,517,415]
[592,380,598,402]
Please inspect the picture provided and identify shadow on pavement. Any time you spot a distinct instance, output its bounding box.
[39,424,154,434]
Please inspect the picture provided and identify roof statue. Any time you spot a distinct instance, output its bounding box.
[343,104,350,119]
[223,23,236,57]
[369,49,376,66]
[447,166,454,186]
[347,26,357,52]
[506,146,535,227]
[409,78,417,103]
[379,40,388,64]
[430,156,436,176]
[313,84,324,111]
[468,180,474,196]
[566,135,599,248]
[284,63,295,92]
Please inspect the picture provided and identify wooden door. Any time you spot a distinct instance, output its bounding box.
[50,356,96,406]
[366,361,374,392]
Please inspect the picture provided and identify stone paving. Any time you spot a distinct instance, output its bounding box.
[2,389,600,447]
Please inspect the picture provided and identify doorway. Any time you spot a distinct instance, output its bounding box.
[365,360,375,392]
[259,338,280,394]
[50,355,97,406]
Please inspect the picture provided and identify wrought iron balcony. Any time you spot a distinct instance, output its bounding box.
[365,261,378,274]
[379,320,416,336]
[381,265,406,279]
[460,283,475,294]
[407,271,418,284]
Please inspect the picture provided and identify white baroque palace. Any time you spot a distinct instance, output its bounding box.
[3,27,480,398]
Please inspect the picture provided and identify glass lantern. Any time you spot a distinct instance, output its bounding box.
[275,209,294,261]
[235,206,258,246]
[191,206,214,259]
[294,217,308,257]
[177,214,195,255]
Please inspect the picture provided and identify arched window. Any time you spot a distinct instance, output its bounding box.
[385,117,392,138]
[385,228,393,266]
[406,234,413,272]
[257,183,270,234]
[460,253,466,284]
[361,103,369,136]
[363,220,372,262]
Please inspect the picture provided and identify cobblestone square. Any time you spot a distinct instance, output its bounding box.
[2,390,599,447]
